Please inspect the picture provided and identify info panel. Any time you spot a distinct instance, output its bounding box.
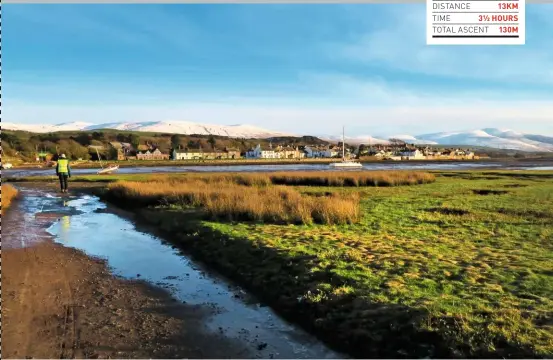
[427,0,525,45]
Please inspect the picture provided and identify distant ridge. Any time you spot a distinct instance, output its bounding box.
[321,128,553,152]
[2,121,553,152]
[1,120,294,139]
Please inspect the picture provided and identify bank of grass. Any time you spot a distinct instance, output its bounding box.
[102,170,553,358]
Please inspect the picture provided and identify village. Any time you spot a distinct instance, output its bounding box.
[80,139,478,162]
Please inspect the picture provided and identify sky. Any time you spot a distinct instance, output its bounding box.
[4,4,553,137]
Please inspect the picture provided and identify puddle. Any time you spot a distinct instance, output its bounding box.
[6,185,345,359]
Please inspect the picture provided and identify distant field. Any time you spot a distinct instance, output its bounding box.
[86,170,553,358]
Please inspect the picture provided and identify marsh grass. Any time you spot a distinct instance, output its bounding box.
[2,184,18,210]
[9,170,436,187]
[107,179,360,225]
[104,171,434,225]
[267,171,435,186]
[160,171,552,358]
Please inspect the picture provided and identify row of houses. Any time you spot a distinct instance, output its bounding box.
[87,141,477,161]
[172,147,241,160]
[366,147,477,160]
[245,144,355,159]
[104,143,354,161]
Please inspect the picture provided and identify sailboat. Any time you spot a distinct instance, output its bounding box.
[95,148,119,174]
[329,126,363,168]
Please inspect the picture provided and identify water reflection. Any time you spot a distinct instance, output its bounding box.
[59,215,71,241]
[39,190,344,359]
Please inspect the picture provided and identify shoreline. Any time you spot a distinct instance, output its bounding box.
[10,157,552,171]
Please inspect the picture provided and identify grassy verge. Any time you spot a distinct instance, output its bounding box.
[98,170,553,358]
[2,184,19,210]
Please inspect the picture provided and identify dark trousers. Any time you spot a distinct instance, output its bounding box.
[58,174,69,191]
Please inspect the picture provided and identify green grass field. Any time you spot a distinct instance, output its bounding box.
[10,170,553,357]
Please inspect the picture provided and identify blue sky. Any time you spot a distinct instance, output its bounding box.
[4,4,553,136]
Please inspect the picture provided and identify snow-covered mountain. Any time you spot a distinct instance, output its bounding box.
[414,129,553,152]
[322,128,553,152]
[1,121,293,139]
[324,134,390,145]
[3,121,553,152]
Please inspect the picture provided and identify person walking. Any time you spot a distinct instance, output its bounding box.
[56,154,71,193]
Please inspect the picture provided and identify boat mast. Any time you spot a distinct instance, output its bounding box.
[96,148,105,169]
[342,126,345,161]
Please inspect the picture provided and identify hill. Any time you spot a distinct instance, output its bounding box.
[0,128,329,162]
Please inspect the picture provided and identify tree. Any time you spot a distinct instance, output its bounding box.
[129,134,141,150]
[74,133,92,146]
[92,132,105,141]
[207,135,216,150]
[56,140,90,160]
[108,147,120,160]
[0,132,21,148]
[171,134,182,149]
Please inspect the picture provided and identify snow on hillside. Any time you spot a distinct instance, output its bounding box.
[416,129,553,152]
[2,122,95,133]
[323,135,389,145]
[2,120,294,139]
[388,134,438,145]
[323,128,553,152]
[3,122,553,152]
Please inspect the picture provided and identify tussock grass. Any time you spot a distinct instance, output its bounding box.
[165,171,436,187]
[99,170,553,357]
[165,172,552,358]
[107,179,360,225]
[9,170,436,187]
[268,170,436,187]
[2,184,18,210]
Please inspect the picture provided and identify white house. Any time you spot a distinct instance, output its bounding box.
[400,149,425,160]
[304,146,340,158]
[246,144,277,159]
[172,148,203,160]
[303,146,316,158]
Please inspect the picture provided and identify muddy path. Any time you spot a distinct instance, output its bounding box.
[2,184,344,359]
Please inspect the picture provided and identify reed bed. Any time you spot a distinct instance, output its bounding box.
[267,171,435,187]
[142,171,436,188]
[2,184,18,210]
[107,179,360,225]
